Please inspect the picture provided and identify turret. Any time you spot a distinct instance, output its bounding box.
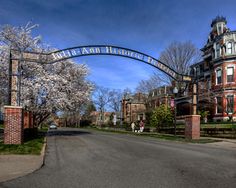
[209,16,229,41]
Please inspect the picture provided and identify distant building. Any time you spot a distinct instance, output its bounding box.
[121,93,147,124]
[146,86,173,112]
[121,88,176,125]
[90,111,112,125]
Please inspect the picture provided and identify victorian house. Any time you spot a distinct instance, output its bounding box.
[191,16,236,121]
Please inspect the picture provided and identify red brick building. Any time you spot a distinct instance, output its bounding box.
[191,16,236,121]
[121,93,147,124]
[146,86,173,111]
[90,111,113,125]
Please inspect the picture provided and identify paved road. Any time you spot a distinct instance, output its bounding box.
[1,128,236,188]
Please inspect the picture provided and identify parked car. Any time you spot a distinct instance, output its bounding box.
[49,123,57,129]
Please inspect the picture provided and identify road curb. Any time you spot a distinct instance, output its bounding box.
[39,137,47,168]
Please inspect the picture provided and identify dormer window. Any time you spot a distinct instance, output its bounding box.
[217,23,223,35]
[227,42,233,54]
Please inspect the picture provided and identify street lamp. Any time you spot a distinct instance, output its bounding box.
[173,87,178,136]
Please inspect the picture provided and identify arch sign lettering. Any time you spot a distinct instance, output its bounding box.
[9,45,192,106]
[11,45,192,82]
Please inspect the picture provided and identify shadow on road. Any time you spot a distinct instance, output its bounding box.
[47,129,91,137]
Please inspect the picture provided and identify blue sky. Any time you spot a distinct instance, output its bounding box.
[1,0,236,91]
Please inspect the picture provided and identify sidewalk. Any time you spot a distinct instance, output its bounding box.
[0,142,46,182]
[203,136,236,149]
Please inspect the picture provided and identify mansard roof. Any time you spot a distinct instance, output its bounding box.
[211,16,227,27]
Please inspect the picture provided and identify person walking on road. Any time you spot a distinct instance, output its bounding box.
[131,122,136,132]
[139,120,144,132]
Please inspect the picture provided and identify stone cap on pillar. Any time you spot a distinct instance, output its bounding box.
[4,106,23,109]
[183,115,201,118]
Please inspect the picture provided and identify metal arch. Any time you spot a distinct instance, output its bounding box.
[10,45,192,82]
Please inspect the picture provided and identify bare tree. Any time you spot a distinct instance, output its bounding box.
[136,41,202,94]
[122,88,133,99]
[93,86,112,124]
[159,41,202,75]
[109,89,123,112]
[136,72,168,94]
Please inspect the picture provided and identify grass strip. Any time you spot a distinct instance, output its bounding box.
[0,135,45,155]
[86,127,221,144]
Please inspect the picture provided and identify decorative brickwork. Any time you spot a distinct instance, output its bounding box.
[4,106,24,144]
[10,59,20,106]
[185,115,200,140]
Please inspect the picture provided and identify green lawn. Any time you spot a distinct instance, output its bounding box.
[39,126,49,133]
[175,123,236,129]
[0,135,45,155]
[201,124,236,129]
[86,126,220,144]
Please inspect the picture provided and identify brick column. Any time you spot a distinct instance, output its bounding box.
[4,106,24,144]
[185,115,200,140]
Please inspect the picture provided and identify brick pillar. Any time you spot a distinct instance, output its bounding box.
[185,115,200,140]
[29,112,34,128]
[23,111,29,129]
[4,106,24,144]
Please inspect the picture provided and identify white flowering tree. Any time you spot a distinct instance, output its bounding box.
[0,23,93,127]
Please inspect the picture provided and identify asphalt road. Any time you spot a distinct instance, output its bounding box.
[1,128,236,188]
